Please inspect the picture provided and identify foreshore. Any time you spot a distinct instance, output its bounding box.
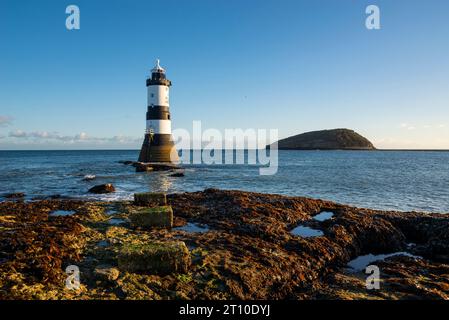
[0,188,448,300]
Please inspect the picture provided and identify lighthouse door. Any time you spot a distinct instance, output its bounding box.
[148,128,155,145]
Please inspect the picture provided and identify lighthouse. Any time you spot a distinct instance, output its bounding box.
[138,59,179,163]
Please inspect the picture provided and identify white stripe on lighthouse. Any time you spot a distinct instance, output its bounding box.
[146,120,172,135]
[147,85,169,107]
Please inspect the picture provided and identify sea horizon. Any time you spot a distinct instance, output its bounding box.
[2,148,449,152]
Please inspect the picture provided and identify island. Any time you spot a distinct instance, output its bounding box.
[270,128,376,150]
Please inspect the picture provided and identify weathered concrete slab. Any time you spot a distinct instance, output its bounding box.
[133,192,167,206]
[117,241,191,274]
[129,205,173,228]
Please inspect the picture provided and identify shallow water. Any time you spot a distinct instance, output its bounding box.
[1,150,448,213]
[105,209,118,216]
[290,226,324,238]
[96,240,109,247]
[313,211,334,222]
[174,223,210,233]
[108,218,126,225]
[50,210,76,216]
[347,252,421,271]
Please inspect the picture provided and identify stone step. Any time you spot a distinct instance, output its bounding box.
[118,241,191,275]
[134,192,167,206]
[129,205,173,228]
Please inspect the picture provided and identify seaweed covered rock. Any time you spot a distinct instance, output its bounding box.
[170,172,185,178]
[118,160,134,165]
[88,184,115,194]
[135,163,154,172]
[117,241,191,275]
[133,162,181,172]
[94,265,120,282]
[0,199,87,299]
[134,192,167,207]
[3,192,25,199]
[1,190,448,300]
[129,206,173,228]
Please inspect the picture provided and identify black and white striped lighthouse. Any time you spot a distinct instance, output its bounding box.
[138,59,179,163]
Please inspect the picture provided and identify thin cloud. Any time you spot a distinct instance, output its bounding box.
[7,130,140,144]
[9,130,27,138]
[399,123,416,130]
[400,123,446,130]
[0,116,13,127]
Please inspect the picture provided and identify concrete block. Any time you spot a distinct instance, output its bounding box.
[129,206,173,228]
[133,192,167,206]
[118,241,191,274]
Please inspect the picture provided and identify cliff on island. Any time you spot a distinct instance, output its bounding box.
[271,128,376,150]
[1,189,448,300]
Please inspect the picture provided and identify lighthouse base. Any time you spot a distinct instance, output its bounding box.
[138,134,179,163]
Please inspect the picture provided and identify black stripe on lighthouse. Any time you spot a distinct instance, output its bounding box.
[146,105,170,120]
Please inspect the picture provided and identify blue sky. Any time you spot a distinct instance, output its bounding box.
[1,0,448,149]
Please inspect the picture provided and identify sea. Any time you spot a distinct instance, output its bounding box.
[0,150,448,213]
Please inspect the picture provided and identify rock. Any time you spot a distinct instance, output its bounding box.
[88,184,115,194]
[129,206,173,228]
[117,241,191,274]
[31,194,63,200]
[134,192,167,206]
[94,265,120,282]
[134,162,181,172]
[118,160,134,165]
[2,189,449,300]
[4,192,25,199]
[82,175,96,181]
[170,172,185,177]
[203,188,220,194]
[414,222,449,263]
[269,128,376,150]
[151,163,180,171]
[135,163,154,172]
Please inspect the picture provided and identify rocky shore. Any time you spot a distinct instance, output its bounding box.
[0,189,448,300]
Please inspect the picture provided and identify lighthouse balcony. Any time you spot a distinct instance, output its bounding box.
[146,78,171,87]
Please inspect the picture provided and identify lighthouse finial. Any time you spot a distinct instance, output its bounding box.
[152,58,165,73]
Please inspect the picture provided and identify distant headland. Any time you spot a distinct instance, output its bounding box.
[270,128,376,150]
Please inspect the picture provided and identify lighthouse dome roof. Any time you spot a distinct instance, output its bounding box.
[151,59,165,73]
